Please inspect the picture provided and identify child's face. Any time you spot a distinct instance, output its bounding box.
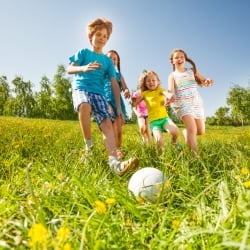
[91,28,108,49]
[107,52,118,66]
[145,74,159,90]
[172,52,185,66]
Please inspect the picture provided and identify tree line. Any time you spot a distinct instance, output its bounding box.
[0,65,77,120]
[206,83,250,126]
[0,65,249,126]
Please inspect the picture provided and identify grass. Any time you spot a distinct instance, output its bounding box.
[0,116,250,249]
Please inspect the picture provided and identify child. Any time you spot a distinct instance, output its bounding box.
[168,48,214,155]
[132,70,180,151]
[132,89,152,145]
[104,50,130,158]
[67,18,139,176]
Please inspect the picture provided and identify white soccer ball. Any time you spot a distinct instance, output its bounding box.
[128,167,167,203]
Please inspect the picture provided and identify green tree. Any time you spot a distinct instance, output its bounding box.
[214,107,231,125]
[5,76,35,117]
[33,76,54,118]
[227,85,250,126]
[52,65,76,120]
[0,76,10,115]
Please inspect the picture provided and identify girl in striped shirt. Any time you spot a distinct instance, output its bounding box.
[168,48,214,156]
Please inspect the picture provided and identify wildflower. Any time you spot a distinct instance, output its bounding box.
[234,175,241,180]
[63,242,72,250]
[105,198,116,205]
[44,181,54,190]
[26,195,35,206]
[243,181,250,188]
[56,227,70,241]
[241,167,249,176]
[54,227,71,250]
[165,180,172,188]
[28,223,50,247]
[171,166,177,171]
[172,219,180,229]
[95,200,106,214]
[125,219,132,227]
[57,173,65,181]
[136,197,145,204]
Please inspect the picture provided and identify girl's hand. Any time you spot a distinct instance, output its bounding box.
[203,78,214,87]
[131,97,137,107]
[123,88,130,99]
[164,92,174,106]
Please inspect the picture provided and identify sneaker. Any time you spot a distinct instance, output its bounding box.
[111,157,139,177]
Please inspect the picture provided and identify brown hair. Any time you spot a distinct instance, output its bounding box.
[87,18,113,42]
[138,70,160,92]
[169,48,203,85]
[106,50,121,72]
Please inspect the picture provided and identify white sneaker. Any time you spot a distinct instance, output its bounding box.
[110,157,139,177]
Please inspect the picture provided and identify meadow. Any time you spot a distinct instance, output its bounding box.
[0,116,249,250]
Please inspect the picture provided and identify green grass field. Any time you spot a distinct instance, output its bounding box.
[0,116,249,249]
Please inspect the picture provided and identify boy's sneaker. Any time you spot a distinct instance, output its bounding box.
[110,157,139,177]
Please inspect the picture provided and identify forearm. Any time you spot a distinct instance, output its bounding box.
[111,79,121,112]
[120,76,130,98]
[67,65,84,74]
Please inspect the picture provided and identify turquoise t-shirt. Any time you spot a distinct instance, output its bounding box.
[104,71,127,119]
[69,48,116,95]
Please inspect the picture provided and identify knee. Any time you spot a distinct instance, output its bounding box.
[140,125,146,133]
[197,128,205,135]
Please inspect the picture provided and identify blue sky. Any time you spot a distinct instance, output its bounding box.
[1,0,250,117]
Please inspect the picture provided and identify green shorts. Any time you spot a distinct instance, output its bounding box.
[150,117,172,132]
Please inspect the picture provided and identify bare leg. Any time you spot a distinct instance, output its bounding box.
[78,103,92,147]
[145,118,152,144]
[100,118,117,156]
[100,117,139,176]
[182,115,198,153]
[112,119,119,148]
[152,129,164,150]
[165,120,179,144]
[196,119,205,135]
[116,117,124,149]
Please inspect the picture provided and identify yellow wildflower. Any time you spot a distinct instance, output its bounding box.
[56,227,70,241]
[26,195,35,206]
[105,198,116,205]
[136,197,145,204]
[63,242,72,250]
[125,219,132,227]
[28,223,50,247]
[95,200,106,214]
[57,173,65,181]
[172,220,180,229]
[241,167,249,176]
[243,181,250,188]
[234,175,241,180]
[165,180,172,188]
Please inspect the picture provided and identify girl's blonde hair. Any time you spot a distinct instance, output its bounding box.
[138,70,160,92]
[87,18,113,42]
[169,48,203,85]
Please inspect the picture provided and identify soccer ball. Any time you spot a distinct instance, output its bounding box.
[128,167,167,203]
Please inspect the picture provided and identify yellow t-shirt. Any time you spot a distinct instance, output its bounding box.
[141,86,168,122]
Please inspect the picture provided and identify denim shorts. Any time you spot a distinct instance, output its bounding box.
[72,89,112,126]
